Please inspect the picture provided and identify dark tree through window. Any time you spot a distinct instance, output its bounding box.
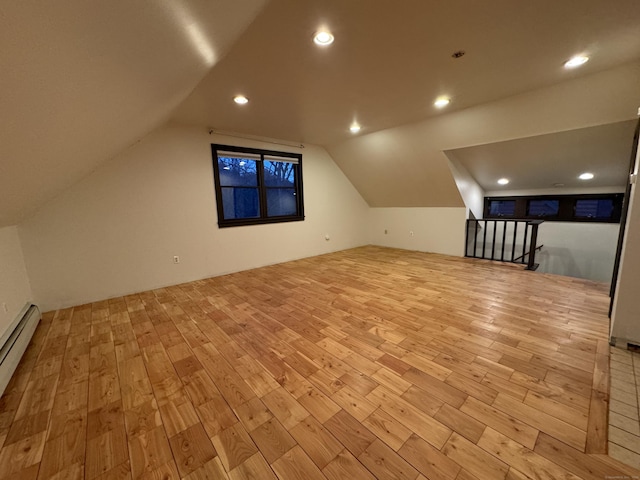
[212,145,304,227]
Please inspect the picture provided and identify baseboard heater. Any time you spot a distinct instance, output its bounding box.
[0,304,41,396]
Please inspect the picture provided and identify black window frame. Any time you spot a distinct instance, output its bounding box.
[484,193,623,223]
[211,144,304,228]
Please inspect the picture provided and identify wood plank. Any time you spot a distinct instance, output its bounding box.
[397,434,460,480]
[290,415,343,469]
[535,432,630,479]
[323,410,376,458]
[433,403,485,444]
[493,392,586,450]
[367,386,452,449]
[228,452,276,480]
[331,385,377,422]
[362,408,413,451]
[402,368,467,408]
[585,389,608,454]
[127,426,173,479]
[323,449,376,480]
[523,390,588,430]
[459,396,539,449]
[87,425,129,479]
[249,418,297,464]
[441,432,508,480]
[0,247,619,480]
[168,423,216,477]
[358,439,420,480]
[261,387,309,430]
[234,397,273,432]
[211,422,258,472]
[271,445,326,480]
[477,428,581,480]
[296,386,341,423]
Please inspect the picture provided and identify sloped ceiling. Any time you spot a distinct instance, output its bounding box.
[173,0,640,146]
[3,0,640,226]
[326,63,640,207]
[0,0,267,227]
[448,120,637,192]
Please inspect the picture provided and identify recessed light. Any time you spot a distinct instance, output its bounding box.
[434,97,450,108]
[564,55,589,68]
[233,95,249,105]
[579,172,594,180]
[350,124,361,134]
[313,31,334,46]
[497,178,509,185]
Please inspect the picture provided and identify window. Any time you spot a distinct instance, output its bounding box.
[212,144,304,227]
[488,200,516,217]
[484,193,623,223]
[574,198,615,220]
[527,199,559,217]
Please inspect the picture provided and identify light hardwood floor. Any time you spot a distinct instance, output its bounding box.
[0,245,638,479]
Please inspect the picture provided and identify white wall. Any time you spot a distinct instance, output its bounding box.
[611,141,640,345]
[446,153,485,219]
[0,226,33,337]
[476,187,623,283]
[536,222,619,282]
[472,221,619,283]
[18,123,369,311]
[368,208,467,257]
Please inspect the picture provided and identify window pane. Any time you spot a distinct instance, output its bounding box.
[221,187,260,219]
[264,161,295,187]
[218,156,258,186]
[575,199,614,219]
[267,188,297,216]
[528,199,559,216]
[489,200,515,216]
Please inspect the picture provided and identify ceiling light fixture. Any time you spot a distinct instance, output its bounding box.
[233,95,249,105]
[564,55,589,68]
[579,172,594,180]
[350,123,361,134]
[434,97,450,108]
[313,31,334,46]
[497,178,510,185]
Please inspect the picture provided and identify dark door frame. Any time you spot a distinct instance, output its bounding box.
[609,117,640,318]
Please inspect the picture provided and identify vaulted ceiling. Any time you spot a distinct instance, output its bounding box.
[0,0,267,227]
[2,0,640,226]
[449,120,637,192]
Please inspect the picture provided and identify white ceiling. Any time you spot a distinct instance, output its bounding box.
[448,120,638,191]
[173,0,640,146]
[2,0,640,227]
[0,0,267,227]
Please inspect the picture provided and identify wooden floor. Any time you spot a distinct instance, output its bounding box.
[0,245,638,480]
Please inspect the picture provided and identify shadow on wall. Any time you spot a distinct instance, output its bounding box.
[467,221,619,284]
[536,247,613,284]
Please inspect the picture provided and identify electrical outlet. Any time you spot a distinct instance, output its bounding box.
[409,230,414,236]
[324,233,330,241]
[173,256,180,264]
